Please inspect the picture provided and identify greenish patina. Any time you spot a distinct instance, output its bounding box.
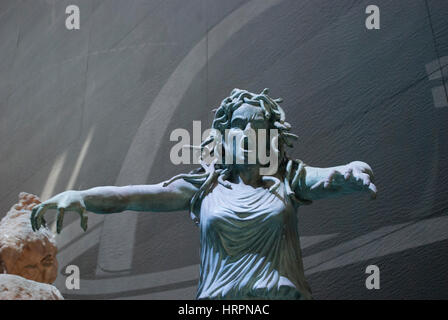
[31,88,376,299]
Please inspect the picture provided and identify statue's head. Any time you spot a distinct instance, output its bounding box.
[199,88,297,174]
[0,193,58,284]
[166,89,306,224]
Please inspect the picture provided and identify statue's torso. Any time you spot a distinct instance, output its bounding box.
[196,181,312,300]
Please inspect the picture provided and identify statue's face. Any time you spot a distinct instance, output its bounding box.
[228,103,272,165]
[230,103,269,131]
[1,239,58,284]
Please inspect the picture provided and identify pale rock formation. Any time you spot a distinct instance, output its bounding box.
[0,192,63,299]
[0,274,63,300]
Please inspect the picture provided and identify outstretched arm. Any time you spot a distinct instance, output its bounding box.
[82,179,197,213]
[296,161,377,201]
[30,178,198,233]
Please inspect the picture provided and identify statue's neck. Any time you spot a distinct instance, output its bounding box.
[231,165,263,188]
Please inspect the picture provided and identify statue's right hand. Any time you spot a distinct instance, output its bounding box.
[31,190,88,234]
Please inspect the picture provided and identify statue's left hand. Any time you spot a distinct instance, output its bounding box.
[310,161,377,199]
[343,161,377,199]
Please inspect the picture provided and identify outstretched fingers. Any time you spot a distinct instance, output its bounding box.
[324,170,338,188]
[343,167,353,180]
[37,205,48,229]
[310,170,338,190]
[78,206,88,231]
[353,172,376,197]
[368,182,377,199]
[353,169,376,199]
[31,206,39,231]
[56,207,65,234]
[33,205,49,231]
[310,179,324,190]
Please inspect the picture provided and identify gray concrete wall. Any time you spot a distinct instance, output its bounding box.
[0,0,447,299]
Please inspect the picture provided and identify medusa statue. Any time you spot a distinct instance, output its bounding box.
[31,88,376,299]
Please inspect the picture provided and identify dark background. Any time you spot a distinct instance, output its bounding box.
[0,0,447,299]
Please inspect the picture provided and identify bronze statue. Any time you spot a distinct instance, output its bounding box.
[31,88,376,299]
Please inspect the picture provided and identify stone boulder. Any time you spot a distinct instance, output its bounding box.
[0,192,58,284]
[0,274,63,300]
